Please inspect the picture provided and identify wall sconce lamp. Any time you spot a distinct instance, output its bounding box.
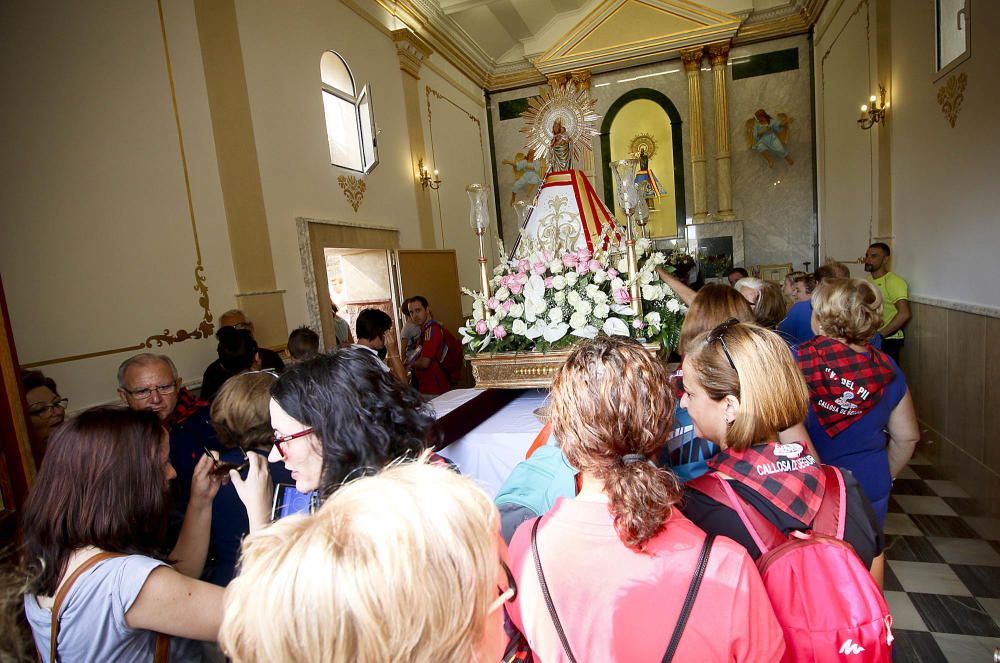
[858,85,887,130]
[417,158,441,190]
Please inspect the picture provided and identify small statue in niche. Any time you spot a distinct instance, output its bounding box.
[746,109,795,167]
[501,148,543,206]
[630,138,665,209]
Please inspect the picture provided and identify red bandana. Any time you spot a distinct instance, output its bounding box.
[708,442,825,523]
[166,387,208,428]
[797,336,896,437]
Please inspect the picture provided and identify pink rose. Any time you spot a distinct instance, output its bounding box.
[613,288,631,305]
[608,268,619,278]
[588,259,602,273]
[517,259,530,273]
[475,320,488,334]
[516,273,529,285]
[544,277,554,288]
[493,325,508,339]
[487,297,499,310]
[502,299,514,311]
[508,281,523,295]
[576,248,593,263]
[562,252,579,268]
[543,250,555,262]
[576,260,590,275]
[532,261,546,275]
[633,319,646,329]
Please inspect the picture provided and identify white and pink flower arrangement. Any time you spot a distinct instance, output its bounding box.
[460,234,687,355]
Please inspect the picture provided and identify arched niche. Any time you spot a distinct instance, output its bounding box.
[600,88,685,238]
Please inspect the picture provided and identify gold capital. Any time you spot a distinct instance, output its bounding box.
[680,47,705,72]
[707,41,731,67]
[570,70,592,90]
[392,28,432,79]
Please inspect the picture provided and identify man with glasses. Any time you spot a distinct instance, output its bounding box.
[118,353,219,526]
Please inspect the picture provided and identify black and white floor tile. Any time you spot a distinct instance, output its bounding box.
[884,453,1000,661]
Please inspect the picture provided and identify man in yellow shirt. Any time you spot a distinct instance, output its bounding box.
[864,242,910,363]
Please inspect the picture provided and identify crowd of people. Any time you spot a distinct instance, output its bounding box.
[12,246,919,662]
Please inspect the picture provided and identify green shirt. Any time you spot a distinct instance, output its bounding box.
[868,271,908,340]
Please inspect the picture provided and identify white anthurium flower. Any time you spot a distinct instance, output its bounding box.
[610,277,625,291]
[571,325,599,339]
[566,291,583,307]
[564,271,579,286]
[594,303,611,319]
[569,311,588,329]
[511,319,529,336]
[574,300,593,316]
[553,291,566,304]
[525,323,544,340]
[548,260,564,274]
[666,298,682,313]
[548,307,564,324]
[641,284,663,300]
[644,312,662,328]
[612,304,635,316]
[552,275,567,290]
[460,325,476,345]
[495,286,510,302]
[542,322,569,343]
[603,317,630,336]
[523,274,547,323]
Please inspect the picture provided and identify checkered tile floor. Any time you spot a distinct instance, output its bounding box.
[884,453,1000,661]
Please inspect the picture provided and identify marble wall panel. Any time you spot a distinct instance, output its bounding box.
[946,309,986,463]
[984,316,1000,474]
[915,303,949,434]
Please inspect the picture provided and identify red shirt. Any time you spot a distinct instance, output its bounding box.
[508,498,785,662]
[414,320,451,395]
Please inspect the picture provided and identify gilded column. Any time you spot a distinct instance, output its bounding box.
[681,47,708,223]
[709,41,735,221]
[570,70,595,177]
[392,29,436,248]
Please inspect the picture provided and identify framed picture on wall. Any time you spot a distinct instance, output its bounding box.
[935,0,971,80]
[758,263,794,284]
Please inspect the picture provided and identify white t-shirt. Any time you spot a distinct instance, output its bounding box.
[356,343,390,372]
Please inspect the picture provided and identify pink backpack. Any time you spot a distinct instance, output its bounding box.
[690,466,893,662]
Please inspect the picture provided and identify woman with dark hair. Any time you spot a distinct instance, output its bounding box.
[21,370,67,463]
[506,336,783,662]
[22,406,224,661]
[235,347,437,532]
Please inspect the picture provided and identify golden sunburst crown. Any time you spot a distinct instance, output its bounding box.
[628,132,658,159]
[519,82,600,166]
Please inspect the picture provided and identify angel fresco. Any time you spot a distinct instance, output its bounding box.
[502,148,543,206]
[746,109,795,167]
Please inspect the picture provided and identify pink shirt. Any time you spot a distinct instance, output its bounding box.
[508,497,784,662]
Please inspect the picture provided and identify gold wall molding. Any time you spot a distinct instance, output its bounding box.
[392,28,432,79]
[23,0,213,369]
[937,73,967,128]
[337,175,367,212]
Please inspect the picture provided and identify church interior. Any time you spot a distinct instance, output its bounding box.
[2,0,999,660]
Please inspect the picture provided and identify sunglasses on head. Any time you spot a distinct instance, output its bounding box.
[706,318,740,372]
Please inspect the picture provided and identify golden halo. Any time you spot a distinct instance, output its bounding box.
[519,82,600,166]
[629,133,658,159]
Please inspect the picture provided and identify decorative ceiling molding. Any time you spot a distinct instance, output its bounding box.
[533,0,740,75]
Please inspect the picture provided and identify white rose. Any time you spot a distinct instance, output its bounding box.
[616,257,629,273]
[585,284,600,298]
[566,290,583,307]
[564,271,579,286]
[592,269,608,284]
[574,300,592,316]
[495,286,510,302]
[548,260,564,274]
[651,252,666,265]
[512,319,528,336]
[552,275,567,290]
[569,311,589,329]
[636,238,652,255]
[494,307,508,321]
[548,308,564,324]
[553,291,566,304]
[473,300,485,320]
[641,284,663,300]
[509,303,524,318]
[486,315,499,328]
[593,291,609,305]
[644,312,662,328]
[493,266,505,276]
[666,298,681,313]
[640,270,655,285]
[594,303,610,319]
[610,277,625,290]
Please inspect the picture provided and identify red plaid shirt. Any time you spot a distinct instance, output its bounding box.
[797,336,896,437]
[165,387,209,428]
[708,442,825,523]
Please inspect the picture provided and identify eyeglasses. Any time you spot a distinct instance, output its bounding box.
[488,559,518,614]
[204,445,250,476]
[707,318,740,372]
[28,398,69,417]
[123,382,177,400]
[272,427,315,458]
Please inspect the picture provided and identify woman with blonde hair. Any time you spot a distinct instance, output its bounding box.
[220,460,509,663]
[679,321,883,569]
[795,278,918,525]
[507,336,783,662]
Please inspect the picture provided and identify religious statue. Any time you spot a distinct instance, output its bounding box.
[632,143,665,209]
[747,109,795,167]
[549,119,573,171]
[501,149,543,206]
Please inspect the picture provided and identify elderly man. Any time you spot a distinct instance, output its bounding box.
[201,309,284,400]
[118,353,218,518]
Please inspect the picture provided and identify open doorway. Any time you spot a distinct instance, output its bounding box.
[324,247,402,357]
